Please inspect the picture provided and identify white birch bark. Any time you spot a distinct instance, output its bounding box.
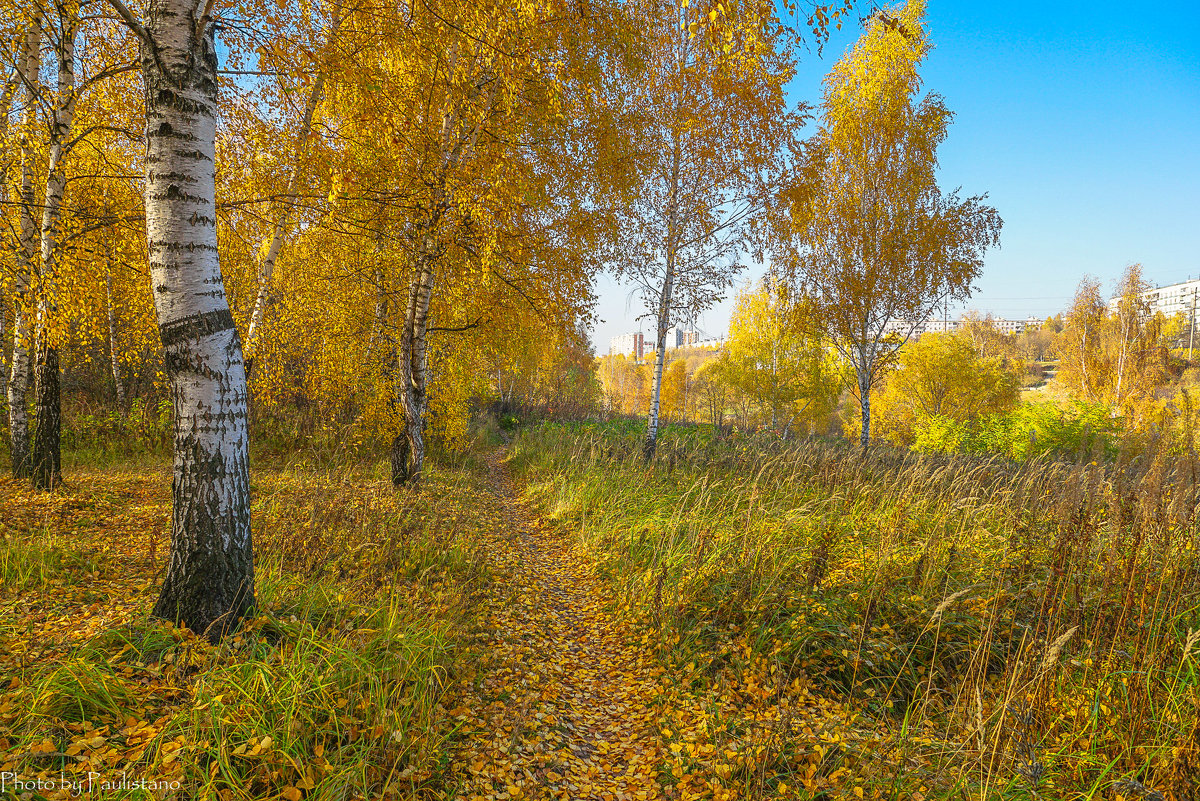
[31,1,79,490]
[107,0,254,638]
[389,70,494,484]
[394,236,436,485]
[857,358,872,450]
[643,137,681,461]
[7,23,41,478]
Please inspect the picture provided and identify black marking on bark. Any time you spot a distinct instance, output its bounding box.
[153,170,200,182]
[154,88,208,116]
[150,191,208,206]
[159,308,235,348]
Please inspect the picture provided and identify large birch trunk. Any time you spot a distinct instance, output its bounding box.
[7,23,40,478]
[140,0,254,639]
[31,2,78,491]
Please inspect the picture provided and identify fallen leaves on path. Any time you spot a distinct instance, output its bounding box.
[449,454,667,801]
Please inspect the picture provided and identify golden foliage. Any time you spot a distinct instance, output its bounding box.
[772,0,1002,445]
[871,332,1022,445]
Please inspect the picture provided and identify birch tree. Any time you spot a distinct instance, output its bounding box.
[1058,267,1168,424]
[315,0,620,484]
[219,0,345,377]
[1108,264,1163,411]
[718,275,839,435]
[5,20,40,478]
[616,0,797,460]
[28,0,81,489]
[1058,277,1106,402]
[775,0,1001,448]
[106,0,255,638]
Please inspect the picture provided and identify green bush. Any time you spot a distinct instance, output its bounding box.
[912,400,1121,461]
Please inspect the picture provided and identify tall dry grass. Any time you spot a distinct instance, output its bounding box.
[512,422,1200,799]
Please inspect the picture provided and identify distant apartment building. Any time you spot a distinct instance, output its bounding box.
[881,317,956,338]
[999,316,1042,334]
[692,334,725,349]
[609,332,646,359]
[660,326,700,348]
[882,314,1039,340]
[609,327,703,358]
[1109,277,1200,319]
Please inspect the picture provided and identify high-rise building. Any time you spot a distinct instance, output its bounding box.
[609,332,645,359]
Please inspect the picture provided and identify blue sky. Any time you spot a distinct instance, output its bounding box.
[589,0,1200,350]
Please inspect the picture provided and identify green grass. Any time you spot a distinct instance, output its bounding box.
[510,420,1200,798]
[0,529,108,591]
[0,441,501,801]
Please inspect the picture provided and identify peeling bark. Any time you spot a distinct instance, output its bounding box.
[136,0,254,639]
[393,239,436,485]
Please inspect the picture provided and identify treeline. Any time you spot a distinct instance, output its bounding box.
[606,263,1200,462]
[0,0,873,485]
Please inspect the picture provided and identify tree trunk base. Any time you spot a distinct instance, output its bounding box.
[152,566,255,643]
[31,346,61,491]
[390,433,411,486]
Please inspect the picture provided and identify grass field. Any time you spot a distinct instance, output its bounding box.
[2,419,1198,800]
[511,421,1200,799]
[0,444,503,800]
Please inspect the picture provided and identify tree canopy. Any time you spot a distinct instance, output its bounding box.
[771,0,1002,447]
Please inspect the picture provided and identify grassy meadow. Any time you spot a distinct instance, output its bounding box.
[2,415,1199,800]
[511,421,1200,799]
[0,433,505,800]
